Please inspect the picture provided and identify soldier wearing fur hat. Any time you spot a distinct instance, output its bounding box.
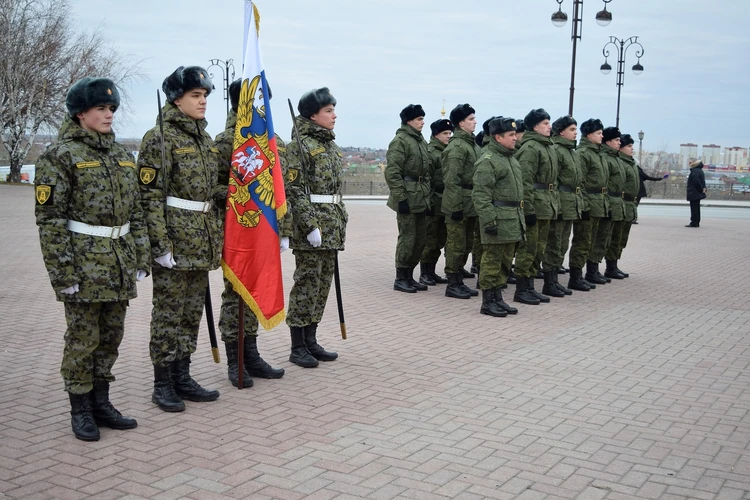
[608,134,639,277]
[441,104,481,299]
[285,87,346,368]
[385,104,431,293]
[472,117,525,318]
[138,65,223,412]
[35,77,149,440]
[513,108,559,305]
[514,120,526,151]
[419,118,454,286]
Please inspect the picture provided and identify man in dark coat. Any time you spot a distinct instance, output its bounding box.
[686,160,706,228]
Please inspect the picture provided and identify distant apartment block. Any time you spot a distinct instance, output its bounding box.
[701,144,721,165]
[679,143,698,169]
[724,146,748,168]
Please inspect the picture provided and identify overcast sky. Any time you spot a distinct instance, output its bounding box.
[72,0,750,153]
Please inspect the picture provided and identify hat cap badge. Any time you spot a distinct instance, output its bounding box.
[107,88,112,95]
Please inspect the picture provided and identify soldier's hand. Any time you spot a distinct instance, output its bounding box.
[136,270,148,282]
[60,283,79,295]
[398,199,410,214]
[307,228,322,247]
[451,210,463,221]
[581,210,590,220]
[484,225,498,236]
[154,252,176,269]
[280,236,290,253]
[525,213,537,227]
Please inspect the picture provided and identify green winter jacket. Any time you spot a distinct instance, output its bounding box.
[442,128,481,218]
[514,131,560,220]
[602,144,625,221]
[578,137,610,218]
[385,124,431,213]
[427,137,446,215]
[472,139,526,244]
[619,152,639,222]
[35,115,151,302]
[552,136,585,219]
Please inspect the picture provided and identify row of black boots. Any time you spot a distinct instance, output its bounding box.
[152,357,220,412]
[68,381,138,441]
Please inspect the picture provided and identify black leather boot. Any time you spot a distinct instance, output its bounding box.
[460,280,479,296]
[507,268,517,285]
[152,364,185,412]
[514,276,541,305]
[225,341,253,388]
[614,260,629,278]
[445,273,471,299]
[552,270,573,295]
[460,267,475,279]
[68,392,99,441]
[245,336,284,379]
[394,268,416,293]
[407,266,428,291]
[542,271,565,297]
[91,381,137,430]
[470,259,480,275]
[419,263,436,286]
[289,326,318,368]
[172,359,220,402]
[585,261,607,284]
[494,287,518,314]
[305,323,338,361]
[527,277,551,303]
[427,263,448,284]
[567,267,590,292]
[604,260,625,280]
[480,289,507,317]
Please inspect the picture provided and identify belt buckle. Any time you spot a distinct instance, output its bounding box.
[519,200,524,209]
[110,225,122,239]
[601,187,607,194]
[576,187,581,195]
[418,176,423,183]
[202,200,213,212]
[621,192,626,199]
[548,184,554,191]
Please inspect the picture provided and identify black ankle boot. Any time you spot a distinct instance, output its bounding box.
[494,287,518,314]
[394,268,416,293]
[68,392,99,441]
[614,260,629,278]
[172,359,220,402]
[419,263,436,286]
[514,277,541,305]
[585,261,607,284]
[152,364,185,412]
[244,336,284,379]
[480,289,507,317]
[225,341,253,388]
[407,266,428,291]
[507,269,517,285]
[289,326,318,368]
[567,267,590,292]
[91,381,137,430]
[305,323,338,361]
[542,271,565,297]
[604,259,625,280]
[527,277,551,302]
[460,267,475,278]
[552,270,573,295]
[445,273,471,299]
[427,263,448,284]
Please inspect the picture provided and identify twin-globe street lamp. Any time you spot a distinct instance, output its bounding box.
[600,36,645,127]
[551,0,613,116]
[208,58,236,116]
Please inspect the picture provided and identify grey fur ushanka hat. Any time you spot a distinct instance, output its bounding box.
[66,77,120,117]
[162,66,214,103]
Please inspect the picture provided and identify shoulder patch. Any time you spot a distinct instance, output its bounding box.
[35,185,54,205]
[337,151,343,158]
[309,147,325,157]
[174,147,196,155]
[286,168,299,184]
[118,161,136,168]
[75,161,101,168]
[139,167,158,185]
[277,145,286,153]
[210,147,220,153]
[482,152,492,160]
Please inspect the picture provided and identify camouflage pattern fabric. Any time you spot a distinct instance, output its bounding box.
[395,213,427,268]
[515,219,551,278]
[287,250,336,328]
[620,152,640,223]
[606,221,626,260]
[589,217,613,263]
[445,217,477,274]
[61,301,127,394]
[441,128,481,218]
[421,214,447,265]
[479,243,516,290]
[219,277,259,342]
[149,267,208,367]
[385,124,431,213]
[421,137,448,265]
[515,131,560,220]
[427,137,446,215]
[610,222,633,260]
[552,136,585,219]
[569,218,598,269]
[578,138,610,218]
[543,219,573,270]
[602,144,625,222]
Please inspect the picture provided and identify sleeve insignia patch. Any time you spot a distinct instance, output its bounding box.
[118,161,136,168]
[277,146,286,153]
[75,161,101,168]
[35,185,53,205]
[286,169,299,184]
[210,147,220,153]
[309,147,325,157]
[174,147,196,154]
[139,167,157,185]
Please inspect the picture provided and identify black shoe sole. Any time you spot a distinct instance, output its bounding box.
[73,432,100,441]
[94,420,138,430]
[248,369,285,379]
[394,286,417,293]
[445,293,471,299]
[514,297,541,305]
[481,310,508,317]
[151,396,185,412]
[175,392,220,403]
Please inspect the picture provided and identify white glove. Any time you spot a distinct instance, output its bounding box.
[280,236,290,253]
[154,252,176,269]
[306,228,322,248]
[136,270,148,282]
[60,283,79,295]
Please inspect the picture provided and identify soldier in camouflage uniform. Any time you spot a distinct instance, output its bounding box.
[607,133,639,278]
[514,108,559,305]
[592,127,624,282]
[385,104,431,293]
[442,104,481,299]
[419,119,453,286]
[472,117,525,318]
[285,88,346,368]
[35,78,148,441]
[215,79,285,388]
[138,66,223,412]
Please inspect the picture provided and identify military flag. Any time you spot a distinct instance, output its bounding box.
[221,0,287,329]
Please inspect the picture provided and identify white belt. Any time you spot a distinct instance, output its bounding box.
[166,196,213,213]
[309,194,342,204]
[67,220,130,239]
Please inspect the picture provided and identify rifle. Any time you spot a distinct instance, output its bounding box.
[287,99,347,340]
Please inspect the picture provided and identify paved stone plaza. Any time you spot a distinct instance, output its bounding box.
[1,184,749,500]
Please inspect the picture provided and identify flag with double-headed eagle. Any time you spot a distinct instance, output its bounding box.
[221,0,286,329]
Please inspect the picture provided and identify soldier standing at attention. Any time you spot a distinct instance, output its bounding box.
[514,120,526,151]
[385,104,431,293]
[285,88,346,368]
[138,66,223,412]
[419,118,453,286]
[35,78,149,441]
[215,79,285,387]
[593,126,624,282]
[441,104,481,299]
[513,109,559,305]
[609,133,639,278]
[472,117,525,318]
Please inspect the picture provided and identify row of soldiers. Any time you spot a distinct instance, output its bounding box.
[34,67,347,441]
[384,104,641,317]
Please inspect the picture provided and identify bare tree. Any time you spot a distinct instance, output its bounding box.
[0,0,141,182]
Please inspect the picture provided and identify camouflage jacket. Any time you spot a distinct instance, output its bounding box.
[472,139,526,244]
[619,152,639,222]
[427,137,446,215]
[285,116,347,251]
[35,115,150,302]
[514,131,560,220]
[442,128,481,218]
[552,136,585,219]
[138,102,223,271]
[602,144,626,221]
[385,124,431,214]
[578,138,610,218]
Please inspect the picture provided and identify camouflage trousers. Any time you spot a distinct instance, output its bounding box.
[395,212,427,269]
[472,223,484,270]
[543,219,574,270]
[569,217,599,269]
[286,249,336,328]
[149,267,208,367]
[62,301,127,394]
[515,218,551,277]
[219,277,258,343]
[420,214,447,264]
[444,216,477,274]
[589,217,613,263]
[606,221,633,260]
[478,243,516,290]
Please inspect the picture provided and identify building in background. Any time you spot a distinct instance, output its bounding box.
[701,144,721,166]
[679,143,698,170]
[724,146,748,168]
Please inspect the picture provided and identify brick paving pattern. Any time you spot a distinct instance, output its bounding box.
[1,184,749,499]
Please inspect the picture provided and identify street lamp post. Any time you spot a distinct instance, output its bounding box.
[600,36,645,127]
[551,0,614,116]
[638,130,644,166]
[207,58,236,116]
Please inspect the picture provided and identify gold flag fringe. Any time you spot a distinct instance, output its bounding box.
[221,258,285,331]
